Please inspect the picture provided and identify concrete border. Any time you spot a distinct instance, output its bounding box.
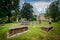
[7,30,29,38]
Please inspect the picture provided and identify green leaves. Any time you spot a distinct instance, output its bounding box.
[45,0,60,22]
[21,3,33,20]
[0,0,19,22]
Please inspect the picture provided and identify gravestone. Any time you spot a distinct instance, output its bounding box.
[41,26,53,32]
[7,25,28,38]
[21,21,29,25]
[0,22,4,26]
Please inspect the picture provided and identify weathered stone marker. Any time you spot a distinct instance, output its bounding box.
[21,21,29,25]
[7,25,28,38]
[41,26,53,32]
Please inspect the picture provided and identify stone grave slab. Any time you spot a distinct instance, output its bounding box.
[7,25,28,38]
[41,26,53,32]
[21,21,29,25]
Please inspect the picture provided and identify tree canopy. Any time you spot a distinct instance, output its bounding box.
[0,0,20,22]
[45,0,60,22]
[21,3,34,20]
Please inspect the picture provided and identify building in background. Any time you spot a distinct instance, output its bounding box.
[37,14,48,21]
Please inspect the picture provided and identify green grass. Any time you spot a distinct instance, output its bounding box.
[0,22,60,40]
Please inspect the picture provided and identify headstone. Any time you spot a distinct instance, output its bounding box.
[21,21,29,25]
[0,21,4,26]
[41,26,53,32]
[39,20,41,23]
[48,19,52,25]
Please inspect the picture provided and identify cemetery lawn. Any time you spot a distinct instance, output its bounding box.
[0,22,60,40]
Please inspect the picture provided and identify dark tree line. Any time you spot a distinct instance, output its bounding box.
[0,0,20,23]
[45,0,60,22]
[0,0,34,23]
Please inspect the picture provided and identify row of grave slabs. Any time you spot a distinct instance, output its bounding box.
[7,21,53,38]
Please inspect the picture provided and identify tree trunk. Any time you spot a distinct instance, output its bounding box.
[8,16,11,23]
[53,17,56,22]
[16,17,19,22]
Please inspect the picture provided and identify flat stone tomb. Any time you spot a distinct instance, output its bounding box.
[41,26,53,32]
[7,25,28,38]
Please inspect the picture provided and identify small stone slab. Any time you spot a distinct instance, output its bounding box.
[21,21,29,25]
[0,22,4,26]
[41,26,53,32]
[7,25,28,38]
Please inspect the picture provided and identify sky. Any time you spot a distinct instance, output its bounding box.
[19,0,56,15]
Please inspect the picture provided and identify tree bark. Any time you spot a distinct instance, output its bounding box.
[16,16,19,22]
[53,17,56,22]
[8,16,11,23]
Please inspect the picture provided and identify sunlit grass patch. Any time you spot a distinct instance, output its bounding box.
[0,22,60,40]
